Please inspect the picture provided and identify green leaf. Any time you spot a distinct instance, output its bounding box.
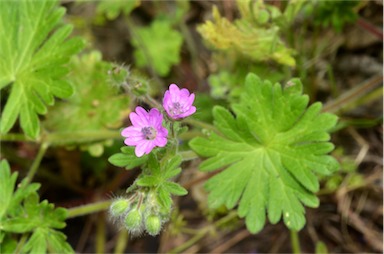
[136,176,158,187]
[132,154,187,211]
[96,0,140,20]
[108,146,149,169]
[0,160,17,220]
[22,228,74,254]
[315,241,328,254]
[132,19,183,77]
[0,160,73,253]
[2,193,67,233]
[43,51,130,154]
[0,233,17,253]
[157,187,173,211]
[198,6,295,67]
[0,0,84,138]
[190,74,339,233]
[22,228,47,254]
[46,229,74,253]
[163,182,188,196]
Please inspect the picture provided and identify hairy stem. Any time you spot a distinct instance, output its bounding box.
[67,200,112,219]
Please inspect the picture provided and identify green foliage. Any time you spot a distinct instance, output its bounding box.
[108,146,149,169]
[0,0,84,139]
[304,0,360,32]
[315,241,329,254]
[136,154,188,211]
[95,0,140,23]
[208,60,286,101]
[198,4,295,67]
[132,19,183,77]
[43,51,130,156]
[190,74,339,233]
[321,148,364,192]
[0,160,73,253]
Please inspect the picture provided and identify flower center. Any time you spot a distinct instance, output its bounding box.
[141,127,157,140]
[171,102,183,115]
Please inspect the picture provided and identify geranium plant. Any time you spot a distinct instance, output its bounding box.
[2,0,365,253]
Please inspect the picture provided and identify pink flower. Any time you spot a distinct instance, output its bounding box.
[163,84,196,120]
[122,107,168,157]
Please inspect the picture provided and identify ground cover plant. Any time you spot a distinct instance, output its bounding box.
[0,0,382,253]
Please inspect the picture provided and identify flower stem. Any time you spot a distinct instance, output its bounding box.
[290,230,301,254]
[24,142,49,186]
[0,133,30,142]
[1,130,121,146]
[67,200,112,219]
[96,212,106,254]
[144,94,163,110]
[182,118,219,133]
[114,229,129,254]
[45,130,120,145]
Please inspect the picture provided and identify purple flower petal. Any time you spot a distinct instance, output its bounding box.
[121,106,168,157]
[154,136,167,147]
[130,112,146,127]
[136,140,156,157]
[121,126,140,137]
[162,84,196,120]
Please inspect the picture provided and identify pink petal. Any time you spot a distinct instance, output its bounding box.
[148,108,162,126]
[187,93,195,106]
[179,88,190,98]
[135,140,155,157]
[169,84,181,102]
[163,91,172,111]
[154,136,167,147]
[124,136,144,146]
[179,106,196,118]
[157,127,168,138]
[135,106,150,122]
[121,126,141,137]
[129,112,146,127]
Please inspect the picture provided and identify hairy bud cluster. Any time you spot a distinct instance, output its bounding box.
[109,191,167,236]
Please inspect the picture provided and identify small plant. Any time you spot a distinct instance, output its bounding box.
[5,0,377,252]
[108,84,194,235]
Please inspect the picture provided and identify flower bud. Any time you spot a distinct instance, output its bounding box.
[131,81,148,97]
[109,198,130,217]
[145,214,162,236]
[124,208,142,230]
[108,65,129,85]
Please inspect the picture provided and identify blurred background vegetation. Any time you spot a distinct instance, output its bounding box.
[1,0,382,253]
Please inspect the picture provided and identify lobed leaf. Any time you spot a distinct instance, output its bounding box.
[198,6,295,67]
[0,160,17,220]
[132,19,183,77]
[96,0,140,21]
[190,73,339,233]
[0,159,73,252]
[0,0,84,138]
[43,51,130,155]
